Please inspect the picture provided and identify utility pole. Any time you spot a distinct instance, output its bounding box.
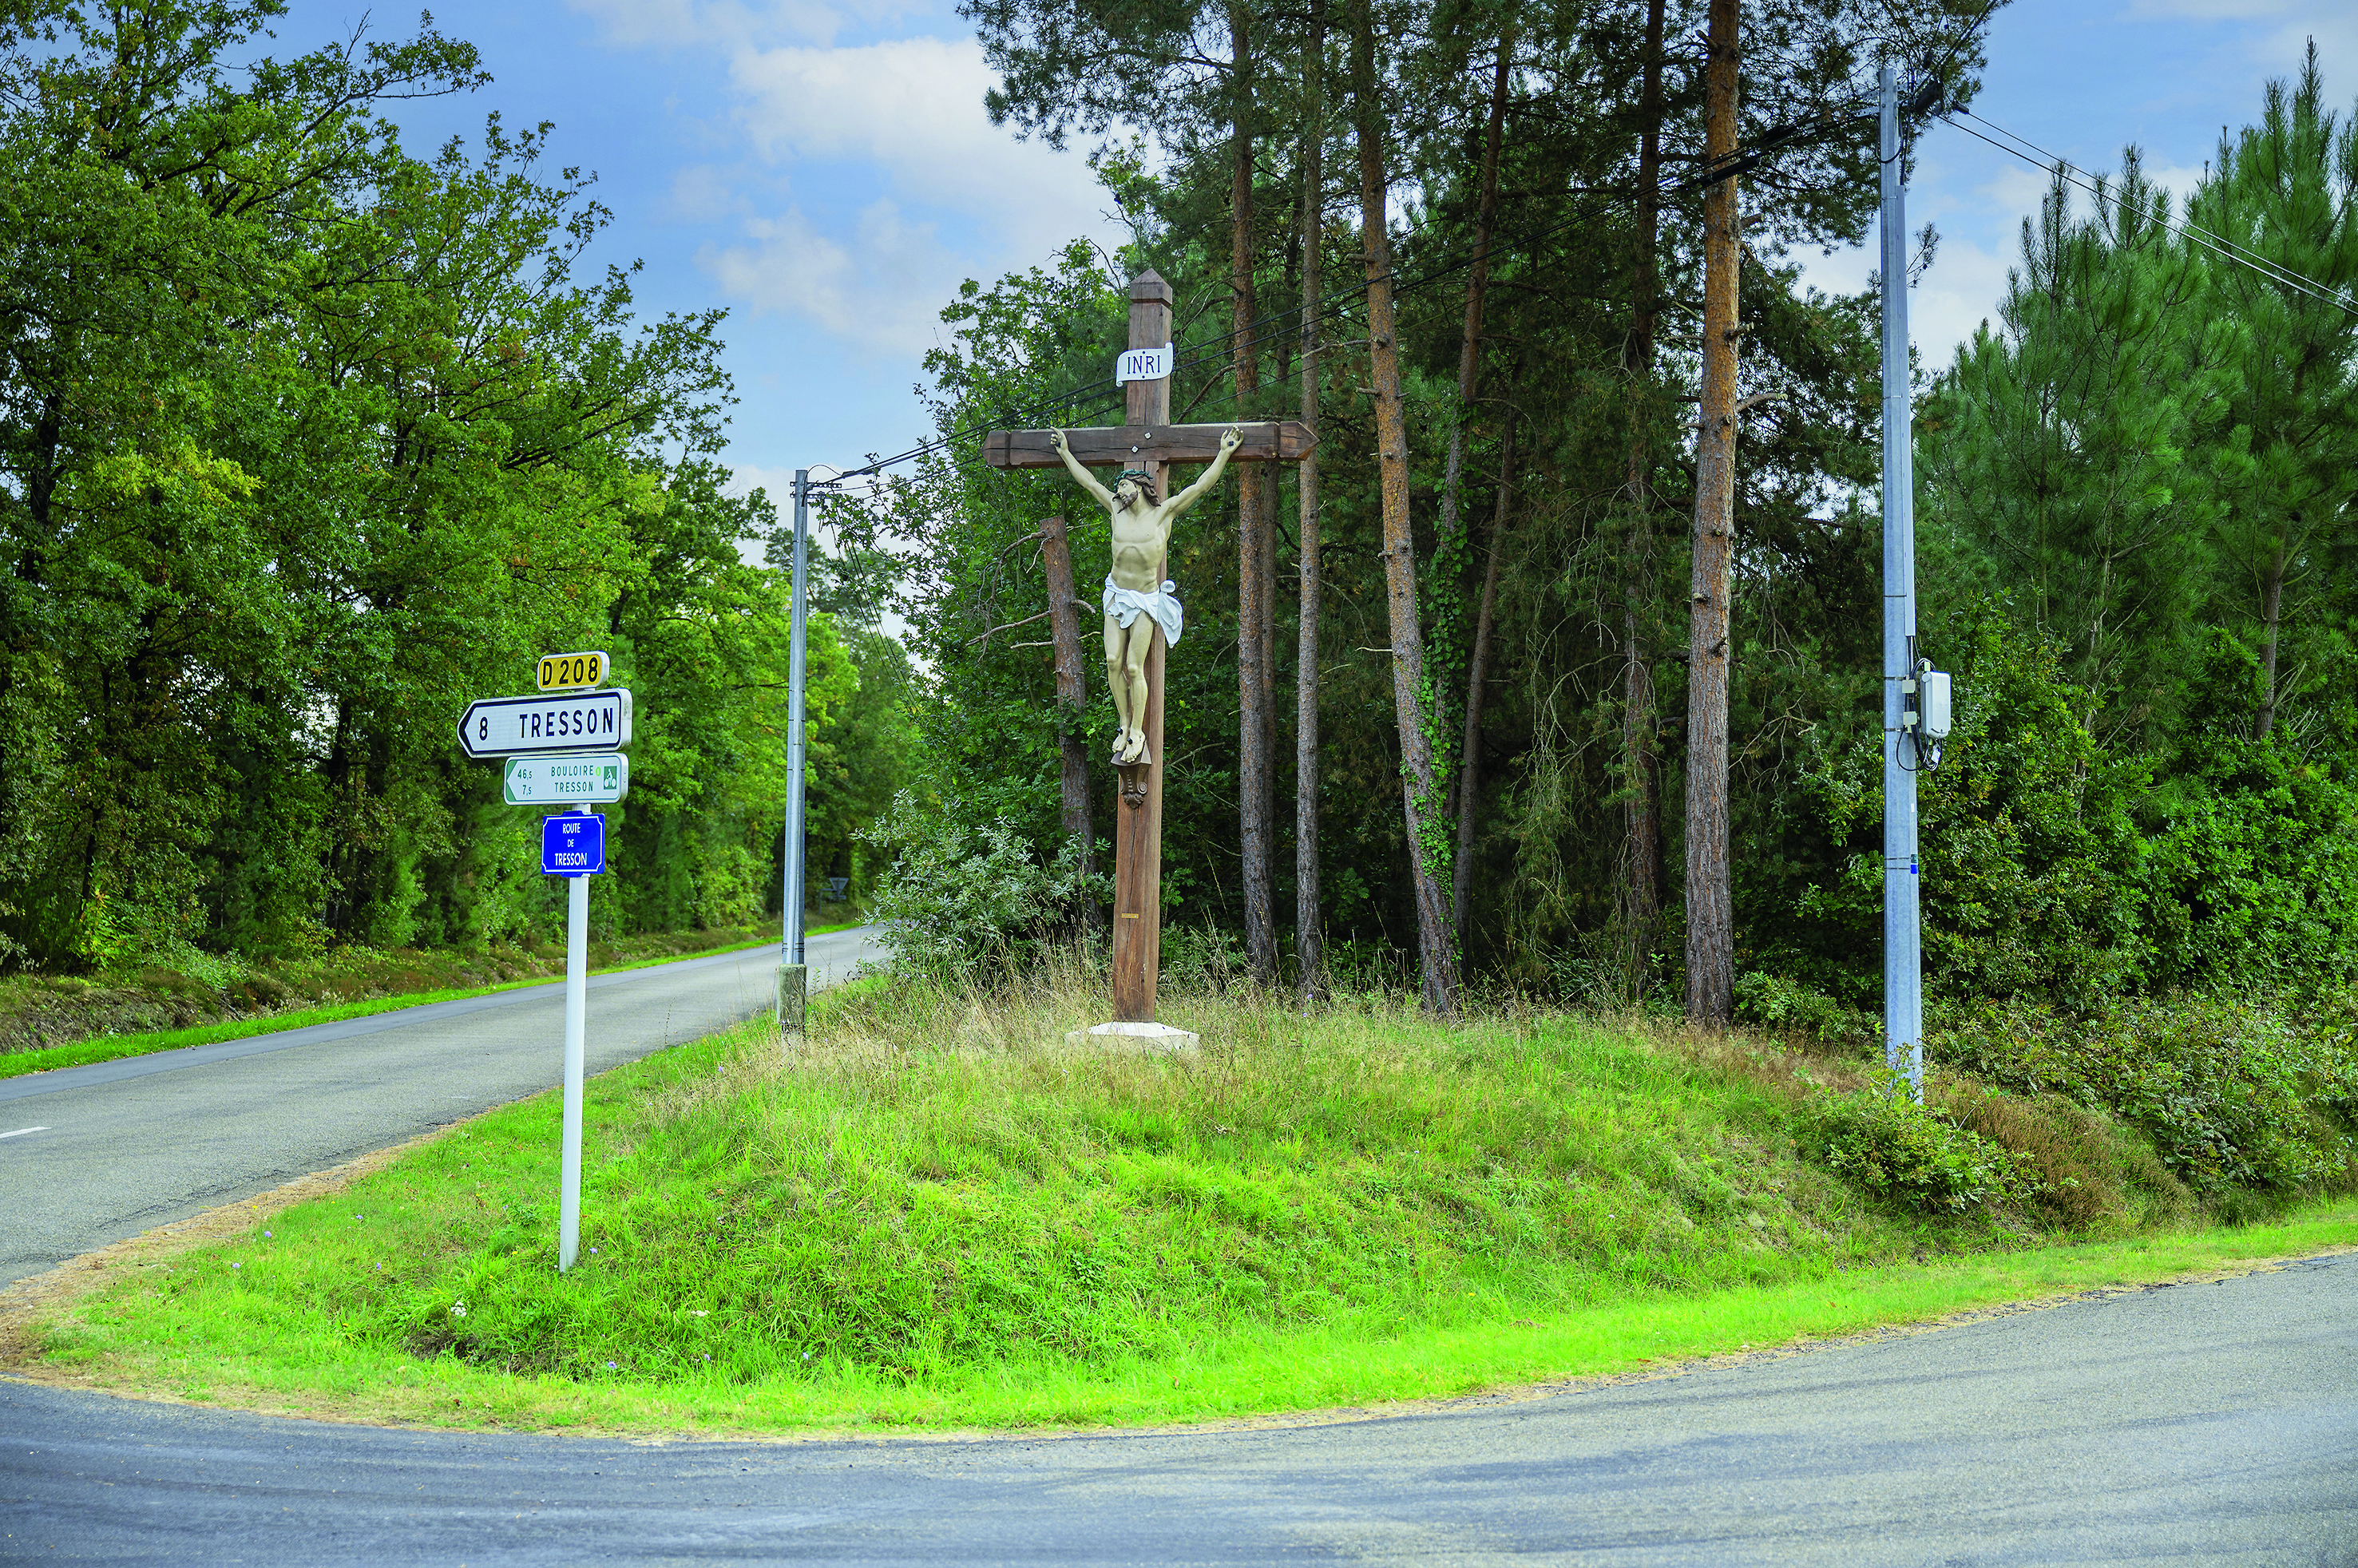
[779,467,810,1038]
[1879,67,1924,1103]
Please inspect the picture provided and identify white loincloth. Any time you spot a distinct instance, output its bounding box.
[1103,574,1184,647]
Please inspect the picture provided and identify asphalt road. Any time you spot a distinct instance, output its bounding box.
[0,928,885,1285]
[3,1251,2352,1563]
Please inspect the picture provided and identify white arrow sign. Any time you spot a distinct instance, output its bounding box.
[504,751,629,805]
[458,688,632,758]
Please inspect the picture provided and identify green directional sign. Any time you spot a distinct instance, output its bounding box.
[503,751,628,806]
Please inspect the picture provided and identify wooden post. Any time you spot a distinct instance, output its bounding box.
[982,270,1312,1026]
[1113,271,1173,1021]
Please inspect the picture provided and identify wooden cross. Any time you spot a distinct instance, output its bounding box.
[987,269,1313,1021]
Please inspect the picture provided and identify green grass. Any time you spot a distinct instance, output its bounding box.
[0,922,866,1082]
[27,961,2352,1435]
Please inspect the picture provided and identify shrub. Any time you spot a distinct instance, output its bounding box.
[1935,994,2358,1195]
[1932,1083,2186,1228]
[1734,972,1877,1051]
[1797,1071,2043,1214]
[1774,612,2152,1010]
[862,791,1104,980]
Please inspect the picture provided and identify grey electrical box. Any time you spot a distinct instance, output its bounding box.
[1919,668,1952,741]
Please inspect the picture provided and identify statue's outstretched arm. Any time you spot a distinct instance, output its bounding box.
[1051,430,1116,509]
[1167,425,1246,517]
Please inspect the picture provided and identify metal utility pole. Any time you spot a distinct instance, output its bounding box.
[779,468,810,1036]
[1879,66,1924,1102]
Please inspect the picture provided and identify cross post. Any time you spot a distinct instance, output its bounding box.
[986,270,1312,1020]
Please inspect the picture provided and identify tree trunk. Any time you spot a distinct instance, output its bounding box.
[1452,414,1514,948]
[1040,513,1099,934]
[1684,0,1740,1027]
[1433,27,1512,568]
[1621,0,1667,988]
[2256,546,2286,740]
[1295,0,1327,1004]
[1231,2,1277,987]
[1355,0,1459,1017]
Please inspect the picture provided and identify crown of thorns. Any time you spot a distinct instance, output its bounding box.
[1115,468,1158,497]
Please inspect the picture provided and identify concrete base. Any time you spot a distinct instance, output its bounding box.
[777,962,807,1042]
[1063,1020,1200,1055]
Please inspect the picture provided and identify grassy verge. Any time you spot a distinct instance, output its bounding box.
[0,922,866,1083]
[16,964,2352,1436]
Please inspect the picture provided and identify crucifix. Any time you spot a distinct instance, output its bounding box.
[986,269,1314,1024]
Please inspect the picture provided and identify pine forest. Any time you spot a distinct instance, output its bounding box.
[6,0,2358,1063]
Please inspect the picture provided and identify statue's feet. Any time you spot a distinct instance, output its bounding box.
[1110,728,1131,764]
[1118,731,1152,767]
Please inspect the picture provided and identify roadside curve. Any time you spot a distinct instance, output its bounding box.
[0,926,885,1285]
[2,1250,2350,1564]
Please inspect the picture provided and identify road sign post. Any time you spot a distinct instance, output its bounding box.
[459,658,638,1277]
[543,810,605,1272]
[559,850,590,1273]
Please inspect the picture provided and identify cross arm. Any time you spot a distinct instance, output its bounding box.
[984,420,1315,470]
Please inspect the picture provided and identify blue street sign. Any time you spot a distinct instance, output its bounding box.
[541,813,606,877]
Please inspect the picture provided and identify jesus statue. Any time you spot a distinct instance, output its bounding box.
[1049,422,1243,766]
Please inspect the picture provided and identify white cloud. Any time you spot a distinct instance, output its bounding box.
[727,36,1111,237]
[2124,0,2352,98]
[567,9,1137,362]
[564,0,931,50]
[701,200,963,355]
[1790,228,2013,374]
[724,463,806,502]
[1982,160,2051,220]
[2143,158,2209,208]
[2245,18,2358,106]
[695,34,1120,356]
[1908,233,2015,369]
[667,163,744,223]
[2129,0,2297,15]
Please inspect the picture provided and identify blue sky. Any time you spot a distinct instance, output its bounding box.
[365,0,2356,497]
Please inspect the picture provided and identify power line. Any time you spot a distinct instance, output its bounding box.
[1941,109,2358,322]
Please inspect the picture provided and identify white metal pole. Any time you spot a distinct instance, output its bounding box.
[779,469,810,1024]
[1880,66,1924,1103]
[558,828,589,1270]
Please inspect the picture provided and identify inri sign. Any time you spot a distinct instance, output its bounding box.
[457,688,633,758]
[1116,343,1173,384]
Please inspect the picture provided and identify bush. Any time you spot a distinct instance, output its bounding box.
[1734,972,1877,1051]
[862,791,1104,980]
[1774,612,2153,1010]
[1797,1071,2043,1214]
[1935,994,2358,1195]
[1933,1082,2188,1229]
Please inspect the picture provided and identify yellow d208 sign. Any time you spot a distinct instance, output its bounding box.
[537,650,609,691]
